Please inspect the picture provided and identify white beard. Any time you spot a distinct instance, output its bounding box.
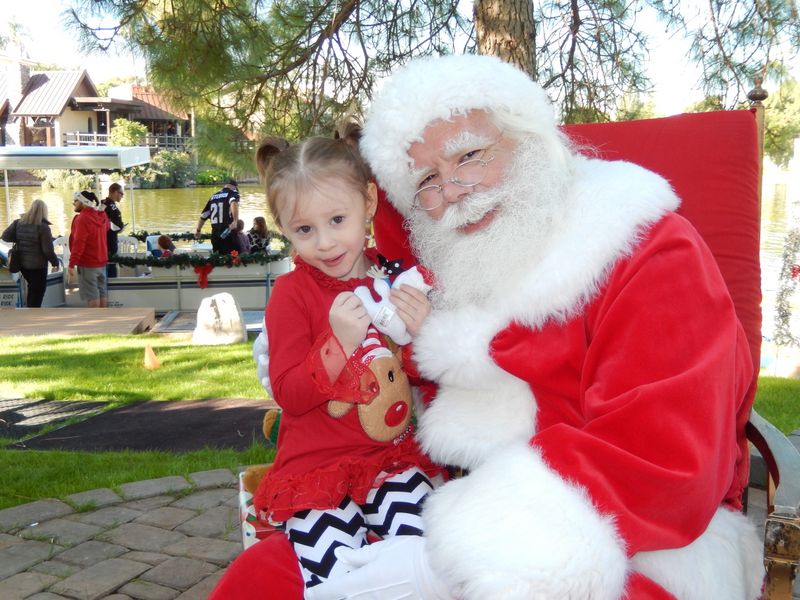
[408,138,572,310]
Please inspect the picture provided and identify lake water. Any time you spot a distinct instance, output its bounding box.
[0,183,273,238]
[2,171,799,344]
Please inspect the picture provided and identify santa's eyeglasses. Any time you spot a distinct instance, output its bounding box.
[412,146,498,212]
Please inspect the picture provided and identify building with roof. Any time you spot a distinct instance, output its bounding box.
[0,58,191,151]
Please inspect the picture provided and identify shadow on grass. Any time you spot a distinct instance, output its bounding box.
[8,398,277,453]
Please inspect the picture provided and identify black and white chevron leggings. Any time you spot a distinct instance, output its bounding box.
[284,467,434,589]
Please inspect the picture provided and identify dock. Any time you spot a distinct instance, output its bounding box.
[0,307,156,336]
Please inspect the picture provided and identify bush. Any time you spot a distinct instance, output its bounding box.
[109,118,148,146]
[134,150,195,188]
[29,169,95,190]
[195,168,229,186]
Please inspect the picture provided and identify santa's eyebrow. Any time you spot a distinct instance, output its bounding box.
[442,131,495,156]
[410,165,430,187]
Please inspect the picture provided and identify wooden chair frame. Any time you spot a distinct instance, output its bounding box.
[748,410,800,599]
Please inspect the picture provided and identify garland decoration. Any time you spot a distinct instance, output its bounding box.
[773,228,800,347]
[110,250,289,269]
[129,230,211,242]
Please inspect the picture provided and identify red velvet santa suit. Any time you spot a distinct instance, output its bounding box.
[253,251,439,524]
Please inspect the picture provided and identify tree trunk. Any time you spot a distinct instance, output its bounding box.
[474,0,536,78]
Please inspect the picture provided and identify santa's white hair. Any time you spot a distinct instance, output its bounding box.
[360,54,573,219]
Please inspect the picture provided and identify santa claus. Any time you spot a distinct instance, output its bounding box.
[210,54,763,600]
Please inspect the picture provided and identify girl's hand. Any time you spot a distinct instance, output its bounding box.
[329,292,370,356]
[389,284,432,339]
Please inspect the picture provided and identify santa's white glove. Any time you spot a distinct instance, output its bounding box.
[252,318,273,395]
[304,536,453,600]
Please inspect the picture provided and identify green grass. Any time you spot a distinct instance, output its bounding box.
[0,332,797,510]
[0,334,264,402]
[0,333,273,510]
[0,444,275,509]
[754,376,800,434]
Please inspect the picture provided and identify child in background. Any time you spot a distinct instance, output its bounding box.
[253,130,441,590]
[233,219,251,254]
[247,216,271,252]
[156,234,175,258]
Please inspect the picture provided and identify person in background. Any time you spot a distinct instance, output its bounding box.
[195,179,239,254]
[156,234,175,258]
[69,191,110,308]
[233,219,251,254]
[102,182,125,278]
[1,199,59,307]
[247,216,271,253]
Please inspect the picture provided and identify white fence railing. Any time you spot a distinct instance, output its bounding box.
[63,132,191,152]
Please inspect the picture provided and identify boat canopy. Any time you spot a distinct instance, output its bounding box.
[0,146,150,170]
[1,146,151,231]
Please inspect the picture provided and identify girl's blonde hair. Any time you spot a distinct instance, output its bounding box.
[255,126,372,228]
[21,199,49,225]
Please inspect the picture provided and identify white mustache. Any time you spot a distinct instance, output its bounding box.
[438,188,501,231]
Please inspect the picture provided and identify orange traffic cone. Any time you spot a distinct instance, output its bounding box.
[143,345,161,370]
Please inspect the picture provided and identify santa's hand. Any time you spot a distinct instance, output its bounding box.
[389,285,432,339]
[304,536,453,600]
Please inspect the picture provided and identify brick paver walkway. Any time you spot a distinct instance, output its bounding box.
[0,469,241,599]
[0,471,797,599]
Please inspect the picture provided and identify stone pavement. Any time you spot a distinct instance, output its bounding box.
[0,474,796,600]
[0,469,242,600]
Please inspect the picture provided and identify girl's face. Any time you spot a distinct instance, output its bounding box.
[279,176,377,281]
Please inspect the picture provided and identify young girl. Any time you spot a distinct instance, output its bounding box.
[253,134,441,590]
[156,234,175,257]
[247,216,271,252]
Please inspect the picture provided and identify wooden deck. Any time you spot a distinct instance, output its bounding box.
[0,307,156,336]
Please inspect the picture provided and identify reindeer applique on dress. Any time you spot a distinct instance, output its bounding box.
[326,327,413,444]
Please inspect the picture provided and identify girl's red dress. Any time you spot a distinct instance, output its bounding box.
[254,250,440,523]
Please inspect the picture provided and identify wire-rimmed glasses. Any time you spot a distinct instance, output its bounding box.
[412,148,498,212]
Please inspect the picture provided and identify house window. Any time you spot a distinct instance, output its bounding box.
[88,118,93,134]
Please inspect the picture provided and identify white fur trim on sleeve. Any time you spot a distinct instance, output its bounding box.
[418,381,536,470]
[413,306,506,388]
[423,443,627,600]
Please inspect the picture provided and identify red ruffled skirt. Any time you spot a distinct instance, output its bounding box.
[254,436,442,523]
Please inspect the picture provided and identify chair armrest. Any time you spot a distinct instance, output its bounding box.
[746,409,800,516]
[746,408,800,600]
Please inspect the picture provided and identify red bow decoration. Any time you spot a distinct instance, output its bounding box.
[790,264,800,280]
[194,263,214,288]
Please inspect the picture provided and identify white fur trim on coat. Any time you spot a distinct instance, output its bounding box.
[423,443,628,600]
[361,54,565,218]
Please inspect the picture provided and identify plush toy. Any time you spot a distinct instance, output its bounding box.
[353,265,432,346]
[241,409,279,494]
